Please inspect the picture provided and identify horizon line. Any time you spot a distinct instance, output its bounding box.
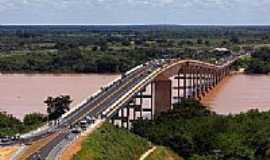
[1,23,270,26]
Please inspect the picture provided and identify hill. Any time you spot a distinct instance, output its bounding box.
[73,123,151,160]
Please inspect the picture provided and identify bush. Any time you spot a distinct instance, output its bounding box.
[245,47,270,74]
[132,100,270,160]
[23,113,46,126]
[73,123,150,160]
[0,112,46,136]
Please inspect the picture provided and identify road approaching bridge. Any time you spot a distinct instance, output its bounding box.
[16,54,246,160]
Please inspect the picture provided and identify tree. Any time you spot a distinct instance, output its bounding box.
[197,39,203,45]
[205,40,210,46]
[230,36,240,44]
[23,113,46,126]
[44,95,72,121]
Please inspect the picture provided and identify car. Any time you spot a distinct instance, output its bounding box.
[80,120,88,130]
[85,116,95,124]
[0,136,10,143]
[71,127,82,134]
[24,141,33,145]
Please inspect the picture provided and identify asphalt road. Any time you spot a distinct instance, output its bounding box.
[27,64,156,160]
[26,55,244,160]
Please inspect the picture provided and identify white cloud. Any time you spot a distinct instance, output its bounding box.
[0,0,269,24]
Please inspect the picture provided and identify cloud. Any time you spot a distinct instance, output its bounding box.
[0,0,269,24]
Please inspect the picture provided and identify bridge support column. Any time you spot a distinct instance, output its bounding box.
[177,72,181,103]
[201,71,207,96]
[154,79,172,117]
[194,68,200,100]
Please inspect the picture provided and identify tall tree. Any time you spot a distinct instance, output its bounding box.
[44,95,72,121]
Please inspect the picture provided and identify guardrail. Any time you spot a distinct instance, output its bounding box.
[11,55,245,142]
[61,64,144,121]
[18,63,145,141]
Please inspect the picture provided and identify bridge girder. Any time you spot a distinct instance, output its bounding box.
[110,59,235,129]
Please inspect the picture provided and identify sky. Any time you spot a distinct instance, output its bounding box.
[0,0,269,25]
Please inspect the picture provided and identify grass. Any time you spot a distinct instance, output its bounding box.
[73,123,151,160]
[145,146,183,160]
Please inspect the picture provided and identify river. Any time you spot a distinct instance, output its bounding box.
[0,73,269,119]
[0,74,119,119]
[202,74,270,114]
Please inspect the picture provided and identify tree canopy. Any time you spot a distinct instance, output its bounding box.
[132,100,270,160]
[44,95,72,121]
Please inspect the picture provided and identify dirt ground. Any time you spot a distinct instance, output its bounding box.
[0,145,19,160]
[59,121,104,160]
[16,133,59,160]
[59,135,85,160]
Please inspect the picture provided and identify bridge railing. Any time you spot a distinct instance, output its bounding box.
[20,63,145,140]
[60,64,145,122]
[19,54,246,141]
[99,55,246,119]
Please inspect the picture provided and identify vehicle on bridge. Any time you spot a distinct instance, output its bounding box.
[13,54,248,160]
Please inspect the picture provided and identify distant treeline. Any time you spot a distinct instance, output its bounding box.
[0,48,231,73]
[0,25,269,73]
[1,25,270,36]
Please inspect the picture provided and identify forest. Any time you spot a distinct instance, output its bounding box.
[246,47,270,74]
[132,100,270,160]
[0,25,269,73]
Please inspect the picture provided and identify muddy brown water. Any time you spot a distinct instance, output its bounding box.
[0,73,269,119]
[202,74,270,114]
[0,74,119,119]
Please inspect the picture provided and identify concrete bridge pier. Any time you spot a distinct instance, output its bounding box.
[108,58,237,129]
[195,72,202,100]
[201,72,208,96]
[197,70,204,98]
[209,71,215,89]
[110,84,154,129]
[153,78,172,117]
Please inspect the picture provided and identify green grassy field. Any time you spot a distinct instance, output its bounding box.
[73,123,151,160]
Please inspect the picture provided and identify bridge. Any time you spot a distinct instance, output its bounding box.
[17,54,244,160]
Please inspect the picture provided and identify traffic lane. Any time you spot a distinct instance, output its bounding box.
[31,76,144,159]
[89,74,149,117]
[74,72,150,123]
[62,67,149,125]
[28,130,69,160]
[62,69,151,127]
[27,67,152,159]
[60,68,146,126]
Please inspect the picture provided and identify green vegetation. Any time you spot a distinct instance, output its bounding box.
[145,146,183,160]
[0,112,46,136]
[44,95,72,120]
[132,99,270,160]
[0,95,71,136]
[234,56,253,70]
[235,47,270,74]
[0,25,270,73]
[73,123,151,160]
[245,47,270,74]
[23,113,47,130]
